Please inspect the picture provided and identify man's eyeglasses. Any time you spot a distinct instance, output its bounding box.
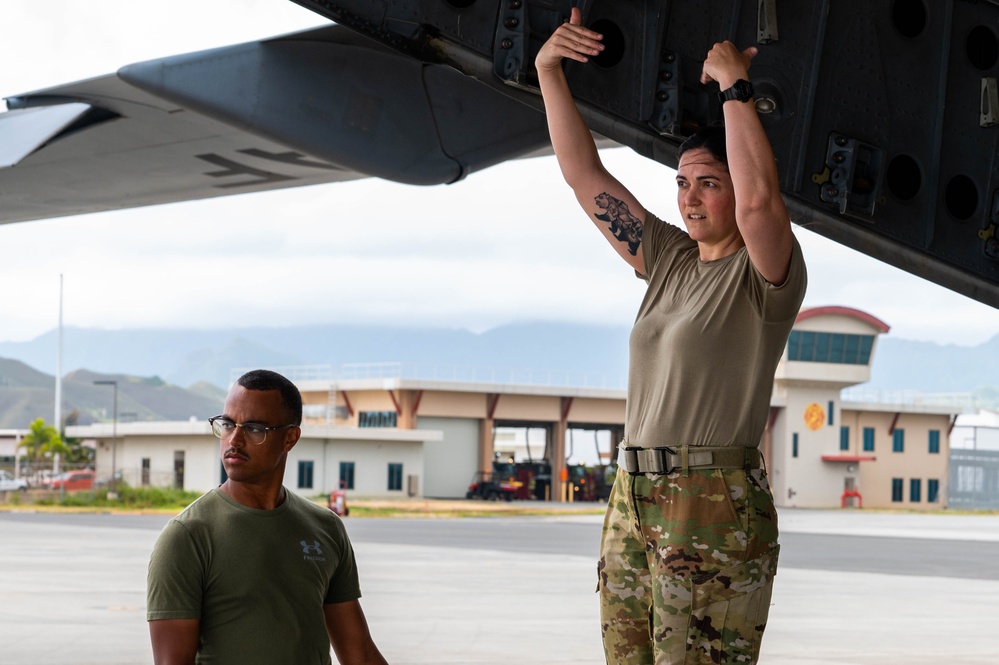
[209,416,299,446]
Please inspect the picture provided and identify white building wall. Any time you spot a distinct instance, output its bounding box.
[778,385,848,508]
[89,432,431,498]
[102,435,218,491]
[286,439,328,495]
[416,416,479,498]
[793,316,878,335]
[183,440,225,492]
[951,410,999,450]
[768,406,791,505]
[324,440,425,498]
[0,431,25,461]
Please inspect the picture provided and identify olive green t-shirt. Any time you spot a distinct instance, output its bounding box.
[147,488,360,664]
[625,212,807,449]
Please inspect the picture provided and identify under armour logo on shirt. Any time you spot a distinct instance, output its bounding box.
[300,540,323,556]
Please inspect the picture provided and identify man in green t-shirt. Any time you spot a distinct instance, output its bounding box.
[147,369,388,665]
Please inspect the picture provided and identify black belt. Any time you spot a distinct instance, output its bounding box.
[617,445,760,476]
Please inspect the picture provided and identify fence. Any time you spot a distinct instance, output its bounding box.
[1,462,95,489]
[949,448,999,509]
[232,362,627,391]
[841,388,976,409]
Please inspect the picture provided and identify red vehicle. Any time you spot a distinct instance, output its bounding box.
[50,470,95,491]
[465,471,521,501]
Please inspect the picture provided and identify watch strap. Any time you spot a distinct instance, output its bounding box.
[717,79,754,104]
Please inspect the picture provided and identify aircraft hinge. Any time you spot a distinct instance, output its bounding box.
[493,0,528,86]
[982,192,999,261]
[981,78,999,127]
[648,50,681,135]
[758,0,779,44]
[813,132,885,217]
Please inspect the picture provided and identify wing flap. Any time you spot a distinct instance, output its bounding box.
[0,73,362,224]
[0,102,92,168]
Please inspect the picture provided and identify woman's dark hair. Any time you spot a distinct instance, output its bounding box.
[236,369,303,425]
[677,125,728,167]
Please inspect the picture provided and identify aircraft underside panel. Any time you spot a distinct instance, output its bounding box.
[292,0,999,309]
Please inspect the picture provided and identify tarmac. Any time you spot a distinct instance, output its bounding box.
[1,504,998,664]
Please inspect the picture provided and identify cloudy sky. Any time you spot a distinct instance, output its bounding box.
[1,0,997,347]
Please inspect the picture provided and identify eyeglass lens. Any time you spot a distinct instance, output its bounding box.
[211,419,267,445]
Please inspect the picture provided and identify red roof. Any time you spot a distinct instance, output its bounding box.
[796,306,891,333]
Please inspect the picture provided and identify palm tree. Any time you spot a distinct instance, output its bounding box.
[61,409,95,466]
[18,418,70,468]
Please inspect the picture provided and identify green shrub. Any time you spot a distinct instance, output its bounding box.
[33,481,202,510]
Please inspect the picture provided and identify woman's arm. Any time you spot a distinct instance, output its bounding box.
[702,41,794,284]
[536,8,648,273]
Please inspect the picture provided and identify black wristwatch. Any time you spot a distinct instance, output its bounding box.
[718,79,754,104]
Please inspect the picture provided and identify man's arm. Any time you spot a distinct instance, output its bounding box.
[149,619,200,665]
[325,600,388,665]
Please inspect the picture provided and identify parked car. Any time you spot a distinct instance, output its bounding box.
[49,470,95,491]
[0,470,28,492]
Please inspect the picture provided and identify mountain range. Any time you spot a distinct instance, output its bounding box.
[0,322,994,429]
[0,358,224,428]
[0,323,633,390]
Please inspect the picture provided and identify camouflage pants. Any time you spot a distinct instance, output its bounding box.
[597,466,779,665]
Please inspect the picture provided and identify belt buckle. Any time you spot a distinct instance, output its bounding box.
[651,446,677,475]
[622,446,643,476]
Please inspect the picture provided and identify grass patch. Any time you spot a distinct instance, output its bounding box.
[32,483,201,511]
[327,498,607,519]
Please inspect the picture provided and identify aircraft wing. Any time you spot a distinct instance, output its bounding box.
[288,0,999,309]
[0,24,551,224]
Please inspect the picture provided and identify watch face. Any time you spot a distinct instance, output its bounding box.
[734,80,754,100]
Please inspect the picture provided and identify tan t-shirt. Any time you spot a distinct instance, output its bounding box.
[625,212,807,449]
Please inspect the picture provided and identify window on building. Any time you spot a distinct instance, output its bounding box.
[174,450,185,490]
[297,460,314,489]
[828,401,834,426]
[863,427,875,452]
[927,479,940,503]
[792,433,799,458]
[893,429,905,453]
[339,462,355,490]
[928,430,940,454]
[786,331,875,364]
[910,478,921,502]
[141,458,150,486]
[891,478,904,502]
[359,410,398,428]
[840,426,850,451]
[388,463,403,491]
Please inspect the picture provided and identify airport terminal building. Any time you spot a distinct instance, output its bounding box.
[67,307,959,509]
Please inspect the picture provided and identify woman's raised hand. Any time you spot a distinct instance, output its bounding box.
[535,7,604,73]
[700,41,756,87]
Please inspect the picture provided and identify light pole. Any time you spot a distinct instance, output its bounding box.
[94,380,118,498]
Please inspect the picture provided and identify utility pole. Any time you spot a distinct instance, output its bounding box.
[55,274,63,432]
[94,380,118,499]
[54,274,63,477]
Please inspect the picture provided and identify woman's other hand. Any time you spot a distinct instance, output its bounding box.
[535,7,604,73]
[700,41,756,90]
